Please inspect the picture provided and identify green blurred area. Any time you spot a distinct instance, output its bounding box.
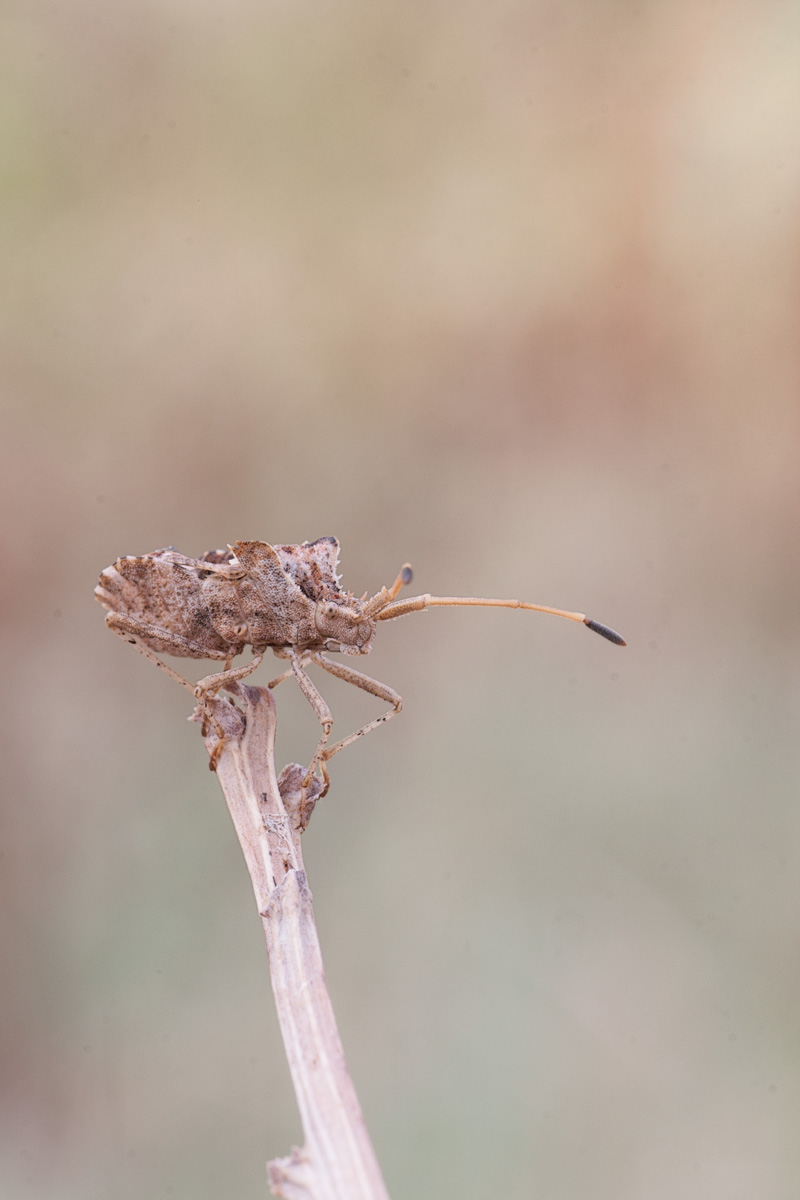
[3,2,800,1197]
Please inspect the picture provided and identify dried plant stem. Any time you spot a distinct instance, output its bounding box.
[196,684,391,1200]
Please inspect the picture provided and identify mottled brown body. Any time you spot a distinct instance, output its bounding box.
[96,537,624,789]
[96,539,410,786]
[95,538,378,660]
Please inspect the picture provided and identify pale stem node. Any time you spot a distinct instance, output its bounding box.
[192,684,391,1200]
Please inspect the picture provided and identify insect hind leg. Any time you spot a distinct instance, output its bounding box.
[105,612,206,693]
[104,612,250,770]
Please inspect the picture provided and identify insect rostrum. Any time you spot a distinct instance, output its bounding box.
[96,538,625,791]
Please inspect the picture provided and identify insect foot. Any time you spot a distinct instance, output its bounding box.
[278,764,325,834]
[193,698,226,772]
[188,689,247,771]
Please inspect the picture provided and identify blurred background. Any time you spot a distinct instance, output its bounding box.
[2,1,800,1197]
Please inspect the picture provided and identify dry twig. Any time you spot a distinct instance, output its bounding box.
[193,683,391,1200]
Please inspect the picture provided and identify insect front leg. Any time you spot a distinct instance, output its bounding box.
[307,653,403,763]
[289,650,334,794]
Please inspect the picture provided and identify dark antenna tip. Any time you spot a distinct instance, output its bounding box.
[401,564,413,585]
[584,617,626,646]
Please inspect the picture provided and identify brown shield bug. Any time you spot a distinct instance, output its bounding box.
[95,538,625,789]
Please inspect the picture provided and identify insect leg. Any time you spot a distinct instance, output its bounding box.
[289,651,334,791]
[266,649,300,690]
[307,653,402,762]
[267,647,313,690]
[194,653,265,701]
[105,612,209,693]
[267,666,295,689]
[190,654,265,769]
[105,612,233,768]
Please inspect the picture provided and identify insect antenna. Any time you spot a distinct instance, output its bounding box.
[376,591,626,645]
[363,563,414,616]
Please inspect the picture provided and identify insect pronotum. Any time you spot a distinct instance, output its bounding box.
[96,538,625,790]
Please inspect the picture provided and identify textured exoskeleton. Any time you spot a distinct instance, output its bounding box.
[96,537,624,790]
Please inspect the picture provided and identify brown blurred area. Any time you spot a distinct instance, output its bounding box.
[2,2,800,1197]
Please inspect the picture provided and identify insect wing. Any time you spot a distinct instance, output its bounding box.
[96,553,232,656]
[230,541,313,645]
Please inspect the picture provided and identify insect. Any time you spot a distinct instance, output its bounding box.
[95,538,625,790]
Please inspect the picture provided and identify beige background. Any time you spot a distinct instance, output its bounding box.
[3,2,800,1198]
